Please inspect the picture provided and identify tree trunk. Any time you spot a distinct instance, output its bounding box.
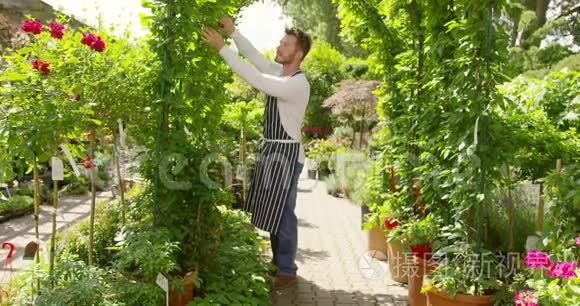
[510,15,520,47]
[88,131,97,266]
[506,165,514,251]
[114,135,125,225]
[536,0,549,27]
[536,182,544,234]
[32,158,41,291]
[240,127,247,202]
[49,179,58,284]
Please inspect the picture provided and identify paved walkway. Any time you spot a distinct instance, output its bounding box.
[269,169,408,306]
[0,191,112,283]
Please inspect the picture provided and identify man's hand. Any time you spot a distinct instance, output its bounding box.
[201,26,225,52]
[218,16,235,36]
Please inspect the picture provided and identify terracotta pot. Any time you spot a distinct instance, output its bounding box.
[426,289,492,306]
[367,226,388,255]
[408,257,437,306]
[386,239,409,284]
[169,271,196,306]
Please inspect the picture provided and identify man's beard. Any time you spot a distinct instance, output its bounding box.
[275,54,293,65]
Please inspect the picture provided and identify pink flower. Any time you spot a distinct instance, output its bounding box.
[576,237,579,246]
[81,33,105,52]
[21,19,43,34]
[525,250,551,269]
[548,261,577,279]
[31,59,50,74]
[48,22,65,39]
[514,290,538,306]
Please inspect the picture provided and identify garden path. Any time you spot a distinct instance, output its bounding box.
[269,166,408,306]
[0,191,112,284]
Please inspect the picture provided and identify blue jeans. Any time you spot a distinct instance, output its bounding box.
[270,162,303,276]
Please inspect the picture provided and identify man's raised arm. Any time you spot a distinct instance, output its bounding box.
[219,16,282,75]
[218,45,302,101]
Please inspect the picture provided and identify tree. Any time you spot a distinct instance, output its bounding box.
[274,0,365,57]
[507,0,580,48]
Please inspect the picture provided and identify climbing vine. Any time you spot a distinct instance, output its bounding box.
[142,0,255,280]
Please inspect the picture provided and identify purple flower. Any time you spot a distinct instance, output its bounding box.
[576,236,579,246]
[514,290,538,306]
[525,250,551,269]
[548,261,577,279]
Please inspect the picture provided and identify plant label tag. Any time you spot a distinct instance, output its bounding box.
[60,144,81,177]
[51,157,64,181]
[156,273,168,292]
[156,273,169,306]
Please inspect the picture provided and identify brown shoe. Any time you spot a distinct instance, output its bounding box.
[272,274,297,288]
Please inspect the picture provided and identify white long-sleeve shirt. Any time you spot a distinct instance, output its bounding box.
[218,29,310,163]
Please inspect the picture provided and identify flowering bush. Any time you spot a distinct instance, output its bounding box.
[512,248,580,305]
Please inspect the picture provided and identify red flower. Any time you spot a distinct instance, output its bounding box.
[31,59,50,74]
[81,33,98,46]
[384,218,400,230]
[21,19,43,34]
[81,33,106,52]
[410,243,432,260]
[48,21,65,39]
[91,39,105,52]
[81,156,95,170]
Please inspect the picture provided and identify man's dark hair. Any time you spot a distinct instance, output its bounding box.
[285,27,312,60]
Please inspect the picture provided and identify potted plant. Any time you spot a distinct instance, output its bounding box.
[422,241,501,306]
[361,201,390,256]
[385,217,408,284]
[401,215,441,306]
[306,139,338,180]
[318,158,331,179]
[306,158,318,179]
[380,191,413,284]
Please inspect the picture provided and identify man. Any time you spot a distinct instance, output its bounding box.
[202,17,311,288]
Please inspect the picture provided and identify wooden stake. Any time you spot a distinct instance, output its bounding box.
[506,165,514,251]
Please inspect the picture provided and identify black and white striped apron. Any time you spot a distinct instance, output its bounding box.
[243,70,303,234]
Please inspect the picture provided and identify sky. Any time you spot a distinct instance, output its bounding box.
[43,0,290,51]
